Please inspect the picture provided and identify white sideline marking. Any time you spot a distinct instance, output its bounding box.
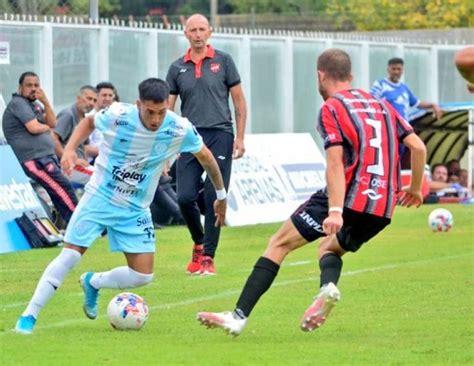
[287,260,311,267]
[2,252,471,334]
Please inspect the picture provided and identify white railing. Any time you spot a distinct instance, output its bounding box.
[0,18,470,141]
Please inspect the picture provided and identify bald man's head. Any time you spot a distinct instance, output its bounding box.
[184,14,211,51]
[185,14,210,30]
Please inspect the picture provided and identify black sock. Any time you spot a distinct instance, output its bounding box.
[319,253,342,288]
[235,257,280,318]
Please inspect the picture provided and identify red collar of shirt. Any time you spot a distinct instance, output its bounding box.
[184,44,215,63]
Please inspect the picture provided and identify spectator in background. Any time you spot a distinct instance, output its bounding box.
[431,163,448,185]
[426,163,466,203]
[458,169,468,189]
[446,159,460,177]
[52,85,97,166]
[2,72,77,223]
[370,58,443,122]
[166,13,247,275]
[87,82,117,162]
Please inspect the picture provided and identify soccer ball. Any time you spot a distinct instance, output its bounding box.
[428,208,453,232]
[107,292,149,330]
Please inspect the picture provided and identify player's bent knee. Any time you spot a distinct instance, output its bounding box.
[128,268,154,287]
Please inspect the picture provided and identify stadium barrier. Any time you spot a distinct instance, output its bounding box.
[0,145,50,254]
[226,133,326,226]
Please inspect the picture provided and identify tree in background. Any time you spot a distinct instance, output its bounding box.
[2,0,472,30]
[227,0,328,14]
[326,0,473,30]
[68,0,121,16]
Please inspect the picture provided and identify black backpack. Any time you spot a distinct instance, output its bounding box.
[15,210,63,248]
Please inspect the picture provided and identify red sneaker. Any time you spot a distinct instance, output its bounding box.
[186,244,203,274]
[199,256,216,276]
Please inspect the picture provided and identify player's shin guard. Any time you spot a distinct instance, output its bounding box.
[235,256,280,318]
[23,248,82,318]
[319,252,342,288]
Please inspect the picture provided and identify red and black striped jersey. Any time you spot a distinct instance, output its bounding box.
[317,89,413,218]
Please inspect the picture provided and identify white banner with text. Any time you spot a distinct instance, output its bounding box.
[226,133,326,226]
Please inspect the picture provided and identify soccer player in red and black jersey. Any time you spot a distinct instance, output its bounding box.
[196,48,427,336]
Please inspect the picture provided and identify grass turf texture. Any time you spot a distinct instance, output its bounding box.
[1,204,472,365]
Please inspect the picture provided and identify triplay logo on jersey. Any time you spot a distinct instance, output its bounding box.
[111,166,146,184]
[210,63,220,73]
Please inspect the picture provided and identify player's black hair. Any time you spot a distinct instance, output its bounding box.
[138,78,170,103]
[388,57,404,66]
[19,71,38,85]
[95,81,116,93]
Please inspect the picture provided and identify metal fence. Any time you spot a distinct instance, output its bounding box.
[0,18,471,147]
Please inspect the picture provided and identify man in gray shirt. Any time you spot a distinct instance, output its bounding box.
[2,71,78,223]
[52,85,97,166]
[166,14,247,275]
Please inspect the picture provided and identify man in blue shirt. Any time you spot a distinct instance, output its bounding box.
[14,78,228,334]
[370,57,442,122]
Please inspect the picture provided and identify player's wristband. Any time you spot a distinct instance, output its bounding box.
[216,189,227,200]
[328,207,343,214]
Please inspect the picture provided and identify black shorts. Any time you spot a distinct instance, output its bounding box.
[290,190,391,252]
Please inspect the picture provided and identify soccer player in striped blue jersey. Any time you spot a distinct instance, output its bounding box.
[370,57,442,122]
[15,78,227,334]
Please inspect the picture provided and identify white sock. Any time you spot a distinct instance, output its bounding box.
[23,248,81,318]
[90,266,153,289]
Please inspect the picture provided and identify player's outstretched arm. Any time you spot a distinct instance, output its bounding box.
[400,133,426,208]
[61,116,95,176]
[323,146,345,235]
[193,145,227,227]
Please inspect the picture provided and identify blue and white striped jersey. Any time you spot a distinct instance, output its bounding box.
[85,102,203,210]
[370,78,419,121]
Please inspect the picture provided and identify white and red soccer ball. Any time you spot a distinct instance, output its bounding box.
[107,292,148,330]
[428,208,453,232]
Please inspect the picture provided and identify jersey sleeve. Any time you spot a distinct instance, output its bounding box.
[54,110,73,142]
[10,98,37,125]
[166,64,179,95]
[369,80,383,99]
[396,114,414,141]
[406,85,420,108]
[94,103,121,132]
[317,103,343,149]
[225,54,241,88]
[180,120,204,154]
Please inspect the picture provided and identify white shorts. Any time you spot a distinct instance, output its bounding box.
[64,192,156,253]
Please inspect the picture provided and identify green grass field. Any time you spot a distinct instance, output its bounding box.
[1,204,473,365]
